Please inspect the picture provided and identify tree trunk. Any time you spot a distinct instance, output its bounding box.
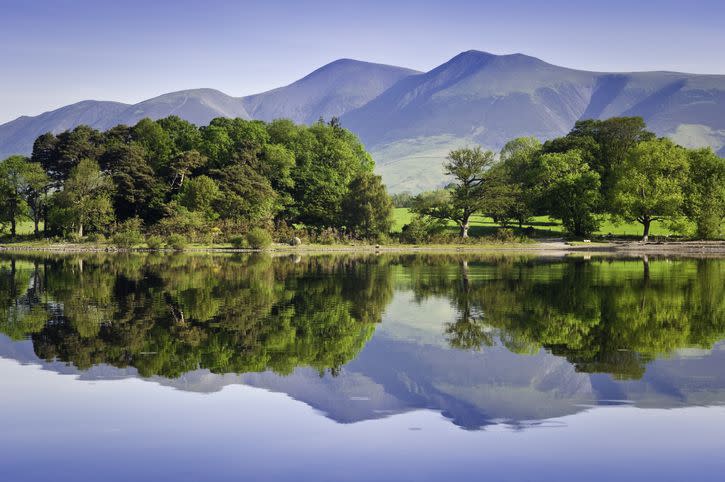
[460,213,470,238]
[10,218,16,238]
[78,223,84,238]
[460,223,469,238]
[642,217,651,242]
[34,215,40,237]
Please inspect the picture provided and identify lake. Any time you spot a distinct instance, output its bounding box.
[1,252,724,481]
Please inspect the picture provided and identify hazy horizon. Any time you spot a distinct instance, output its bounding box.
[2,0,725,123]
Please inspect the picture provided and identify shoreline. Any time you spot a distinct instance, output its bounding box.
[2,239,725,256]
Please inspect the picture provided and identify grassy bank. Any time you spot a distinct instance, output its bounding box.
[391,208,682,239]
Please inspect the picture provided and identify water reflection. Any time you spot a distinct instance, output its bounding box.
[1,252,723,429]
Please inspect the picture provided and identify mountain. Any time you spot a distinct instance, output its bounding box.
[0,100,129,159]
[241,59,420,124]
[0,89,250,160]
[105,88,250,128]
[341,50,725,192]
[1,51,724,192]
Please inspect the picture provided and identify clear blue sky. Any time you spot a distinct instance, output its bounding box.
[1,0,724,123]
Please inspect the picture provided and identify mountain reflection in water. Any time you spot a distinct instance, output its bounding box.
[1,252,724,429]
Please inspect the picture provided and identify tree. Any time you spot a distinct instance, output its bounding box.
[131,118,173,172]
[288,122,374,229]
[167,149,206,190]
[612,139,689,241]
[51,158,114,237]
[537,151,601,237]
[36,125,104,186]
[103,144,166,222]
[211,164,277,226]
[20,162,50,237]
[342,173,393,239]
[0,156,31,237]
[441,147,496,237]
[178,175,220,220]
[481,137,543,227]
[545,117,655,202]
[685,148,725,239]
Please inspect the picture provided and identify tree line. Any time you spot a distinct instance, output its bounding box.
[1,116,723,245]
[408,117,725,241]
[0,116,393,244]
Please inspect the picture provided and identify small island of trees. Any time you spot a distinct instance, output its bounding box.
[0,116,723,247]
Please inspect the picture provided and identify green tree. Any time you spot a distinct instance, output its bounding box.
[20,161,50,237]
[167,149,207,190]
[103,144,166,222]
[36,125,104,186]
[51,158,114,237]
[211,164,277,226]
[131,118,173,172]
[537,151,601,237]
[557,117,655,200]
[178,175,221,220]
[342,173,393,239]
[418,147,496,238]
[685,148,725,239]
[495,137,542,225]
[0,156,32,236]
[612,139,689,241]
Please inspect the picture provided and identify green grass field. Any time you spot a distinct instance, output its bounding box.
[0,220,40,237]
[391,208,680,239]
[1,211,682,245]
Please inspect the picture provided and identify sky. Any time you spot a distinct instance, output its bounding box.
[1,0,724,123]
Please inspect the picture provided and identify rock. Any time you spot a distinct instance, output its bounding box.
[289,237,302,246]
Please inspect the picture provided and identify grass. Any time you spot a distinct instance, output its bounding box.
[391,208,683,239]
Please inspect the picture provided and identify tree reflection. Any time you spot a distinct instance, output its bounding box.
[407,256,725,379]
[1,253,724,380]
[0,254,394,378]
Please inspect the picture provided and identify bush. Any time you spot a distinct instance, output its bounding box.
[85,232,106,243]
[112,218,144,248]
[492,228,516,242]
[400,216,447,244]
[146,235,164,250]
[112,230,144,249]
[246,228,272,249]
[229,235,247,249]
[166,234,188,251]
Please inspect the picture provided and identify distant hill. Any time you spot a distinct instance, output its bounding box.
[241,59,420,124]
[1,50,724,191]
[105,88,251,128]
[341,50,725,192]
[0,100,129,158]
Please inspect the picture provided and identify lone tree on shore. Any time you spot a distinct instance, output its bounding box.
[612,139,689,242]
[414,147,495,238]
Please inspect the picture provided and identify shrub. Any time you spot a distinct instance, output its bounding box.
[85,232,106,244]
[146,235,165,250]
[229,235,247,249]
[112,218,144,248]
[246,228,272,249]
[316,227,339,245]
[400,216,447,244]
[112,230,144,248]
[492,228,516,243]
[166,234,188,251]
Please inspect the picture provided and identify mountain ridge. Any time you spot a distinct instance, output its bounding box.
[1,50,724,192]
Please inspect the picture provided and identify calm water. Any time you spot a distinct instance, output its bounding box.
[1,252,724,481]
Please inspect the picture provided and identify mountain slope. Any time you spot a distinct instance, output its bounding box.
[105,88,250,128]
[242,59,420,124]
[340,51,725,192]
[0,100,129,159]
